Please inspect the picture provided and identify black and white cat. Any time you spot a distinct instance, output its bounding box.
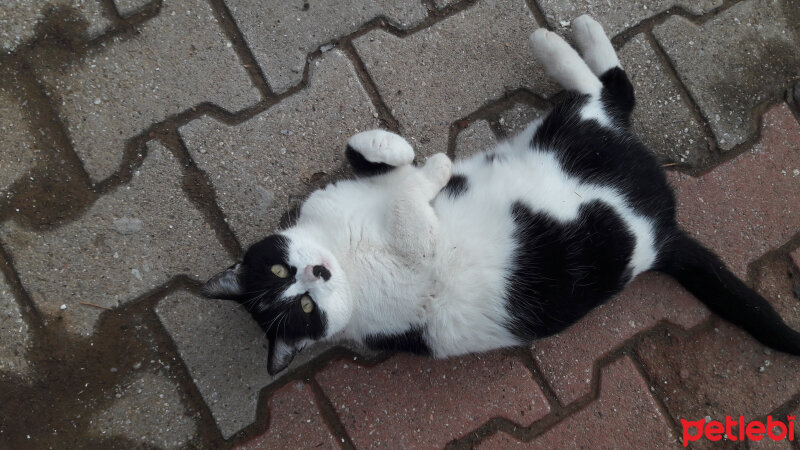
[202,16,800,375]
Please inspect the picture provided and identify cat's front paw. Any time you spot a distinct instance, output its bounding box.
[422,153,452,188]
[347,129,415,167]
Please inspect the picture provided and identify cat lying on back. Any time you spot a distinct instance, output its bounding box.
[202,15,800,375]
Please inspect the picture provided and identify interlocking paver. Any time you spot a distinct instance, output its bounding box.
[0,141,229,336]
[112,0,153,17]
[92,371,197,448]
[156,289,364,439]
[497,102,546,137]
[353,0,557,158]
[620,34,708,166]
[531,104,800,405]
[537,0,721,37]
[225,0,427,94]
[532,272,708,405]
[316,352,550,449]
[0,269,30,379]
[653,0,800,150]
[668,104,800,279]
[236,382,338,450]
[0,0,111,52]
[0,80,39,198]
[29,0,261,182]
[480,357,678,449]
[752,253,800,331]
[455,119,496,159]
[636,322,800,447]
[180,50,378,246]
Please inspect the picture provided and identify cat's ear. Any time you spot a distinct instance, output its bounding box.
[201,262,245,300]
[267,337,298,375]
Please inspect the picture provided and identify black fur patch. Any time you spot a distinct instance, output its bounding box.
[442,174,468,198]
[345,144,394,177]
[599,67,635,127]
[365,326,430,355]
[503,201,635,340]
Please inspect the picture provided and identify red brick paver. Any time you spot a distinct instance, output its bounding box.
[316,352,550,449]
[669,104,800,279]
[532,273,708,405]
[237,382,338,450]
[480,356,679,449]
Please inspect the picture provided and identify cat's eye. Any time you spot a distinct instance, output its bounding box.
[271,264,289,278]
[300,295,314,314]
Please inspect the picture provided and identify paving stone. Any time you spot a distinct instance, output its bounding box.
[668,104,800,279]
[455,119,496,159]
[0,270,30,378]
[236,382,338,449]
[112,0,153,17]
[480,357,678,449]
[156,289,366,439]
[751,254,800,332]
[620,34,708,166]
[353,0,557,158]
[0,81,39,198]
[791,248,800,299]
[532,272,709,405]
[0,0,111,52]
[653,0,800,150]
[497,102,547,137]
[636,322,800,449]
[92,371,197,448]
[433,0,457,8]
[225,0,427,94]
[537,0,721,37]
[180,50,379,246]
[30,0,261,182]
[316,351,550,449]
[0,141,229,336]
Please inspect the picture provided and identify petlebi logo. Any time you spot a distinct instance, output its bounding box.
[681,414,795,446]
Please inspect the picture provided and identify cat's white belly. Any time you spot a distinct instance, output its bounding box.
[425,145,658,357]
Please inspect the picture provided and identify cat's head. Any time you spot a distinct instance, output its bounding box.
[201,232,351,375]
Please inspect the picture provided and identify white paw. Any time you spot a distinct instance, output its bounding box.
[347,129,414,167]
[572,15,620,75]
[530,27,602,95]
[422,153,452,188]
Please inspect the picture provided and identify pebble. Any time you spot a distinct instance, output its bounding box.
[60,304,67,310]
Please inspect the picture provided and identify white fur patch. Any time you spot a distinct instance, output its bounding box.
[347,129,414,166]
[530,28,602,96]
[572,15,621,75]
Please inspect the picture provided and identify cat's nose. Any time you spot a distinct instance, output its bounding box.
[303,265,331,282]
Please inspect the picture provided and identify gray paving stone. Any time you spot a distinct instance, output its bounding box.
[225,0,427,94]
[0,0,111,52]
[0,83,38,198]
[537,0,721,37]
[653,0,800,151]
[455,120,495,160]
[112,0,153,17]
[433,0,457,8]
[620,34,708,166]
[0,142,229,336]
[30,0,261,182]
[0,270,30,379]
[497,102,547,137]
[353,0,557,158]
[180,50,379,246]
[92,371,197,448]
[156,289,369,439]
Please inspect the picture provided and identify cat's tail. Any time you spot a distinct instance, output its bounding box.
[656,231,800,355]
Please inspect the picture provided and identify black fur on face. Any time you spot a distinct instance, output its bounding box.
[201,234,328,374]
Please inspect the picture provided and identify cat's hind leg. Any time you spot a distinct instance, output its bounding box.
[346,129,415,177]
[530,28,603,96]
[572,15,634,126]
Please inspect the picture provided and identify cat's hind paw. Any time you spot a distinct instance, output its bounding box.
[422,153,452,189]
[347,129,415,168]
[572,15,620,75]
